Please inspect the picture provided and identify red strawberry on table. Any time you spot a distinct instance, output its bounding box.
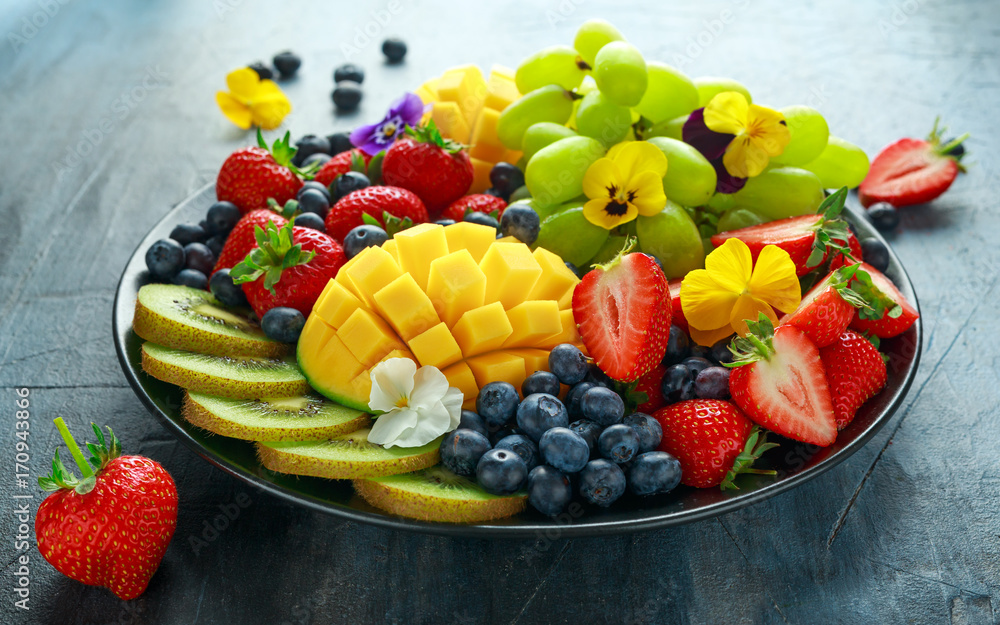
[859,119,968,208]
[36,418,178,600]
[654,399,777,489]
[441,193,507,223]
[232,220,346,317]
[313,149,372,187]
[727,315,838,446]
[325,185,428,242]
[211,207,288,277]
[381,121,473,216]
[849,262,919,339]
[216,130,304,214]
[820,330,888,430]
[572,239,671,382]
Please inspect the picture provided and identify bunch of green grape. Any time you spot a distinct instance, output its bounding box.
[497,19,871,278]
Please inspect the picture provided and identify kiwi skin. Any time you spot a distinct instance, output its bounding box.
[256,431,441,480]
[181,392,371,442]
[354,469,528,523]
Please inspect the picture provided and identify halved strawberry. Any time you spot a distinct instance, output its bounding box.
[828,231,863,271]
[667,279,687,332]
[849,263,919,338]
[820,330,888,430]
[727,315,837,446]
[572,239,671,382]
[859,119,968,208]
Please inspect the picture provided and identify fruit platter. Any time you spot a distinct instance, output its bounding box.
[113,20,926,537]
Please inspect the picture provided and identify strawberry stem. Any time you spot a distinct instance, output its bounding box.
[591,236,637,272]
[54,417,93,479]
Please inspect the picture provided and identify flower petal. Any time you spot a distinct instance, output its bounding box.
[684,108,734,161]
[386,402,453,448]
[722,135,768,178]
[583,198,636,230]
[747,105,791,156]
[748,245,802,313]
[614,141,668,180]
[704,91,749,136]
[704,238,753,293]
[713,158,748,194]
[250,95,292,130]
[441,387,464,429]
[409,365,450,410]
[680,269,741,330]
[367,408,419,447]
[393,92,427,126]
[216,92,253,130]
[689,324,738,347]
[729,293,778,336]
[368,357,416,413]
[350,122,381,151]
[606,140,633,160]
[226,67,261,102]
[582,158,619,200]
[628,171,667,216]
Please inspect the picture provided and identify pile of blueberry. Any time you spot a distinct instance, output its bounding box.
[331,38,408,112]
[144,200,244,292]
[439,343,683,517]
[660,325,735,404]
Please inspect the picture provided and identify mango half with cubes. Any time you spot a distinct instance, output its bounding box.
[297,222,583,412]
[416,64,523,193]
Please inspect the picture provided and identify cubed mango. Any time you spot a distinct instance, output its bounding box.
[394,223,449,291]
[337,308,405,366]
[467,352,527,391]
[443,221,496,264]
[407,322,463,370]
[479,242,542,309]
[503,300,562,348]
[344,246,403,308]
[426,250,487,327]
[529,247,580,309]
[373,273,441,341]
[451,302,513,357]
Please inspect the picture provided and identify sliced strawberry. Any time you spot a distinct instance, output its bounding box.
[728,316,837,446]
[667,278,687,332]
[849,263,919,338]
[820,330,888,430]
[572,240,671,382]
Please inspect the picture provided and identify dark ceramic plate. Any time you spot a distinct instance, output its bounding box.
[113,184,922,537]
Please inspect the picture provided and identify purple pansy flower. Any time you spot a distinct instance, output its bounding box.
[683,108,747,194]
[350,92,428,156]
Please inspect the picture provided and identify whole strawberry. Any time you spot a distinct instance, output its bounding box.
[314,149,372,187]
[326,186,428,242]
[211,206,288,277]
[820,330,888,430]
[232,220,346,317]
[634,364,666,414]
[441,193,507,223]
[216,130,304,214]
[381,121,473,216]
[653,399,776,489]
[36,419,177,600]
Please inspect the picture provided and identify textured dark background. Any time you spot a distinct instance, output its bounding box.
[1,0,998,623]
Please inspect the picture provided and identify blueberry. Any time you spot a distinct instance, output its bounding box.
[261,307,305,343]
[710,338,734,365]
[303,153,332,168]
[463,211,500,232]
[172,268,207,290]
[942,138,965,157]
[584,363,613,388]
[622,413,662,453]
[476,381,520,429]
[548,343,588,385]
[458,410,489,438]
[206,201,242,234]
[333,171,370,201]
[861,238,890,273]
[434,219,456,226]
[527,465,573,517]
[440,428,491,477]
[579,386,624,427]
[170,223,207,245]
[488,424,522,446]
[209,268,248,308]
[500,203,540,245]
[382,37,407,62]
[272,51,301,78]
[333,63,365,84]
[297,188,331,217]
[489,162,526,198]
[205,234,226,258]
[332,81,363,111]
[340,225,389,261]
[661,363,695,404]
[327,132,353,155]
[695,366,731,400]
[578,459,626,507]
[598,424,640,464]
[515,393,568,441]
[248,61,273,80]
[662,325,690,366]
[564,261,584,279]
[145,238,186,280]
[864,202,899,233]
[183,242,215,275]
[539,427,590,473]
[293,212,326,233]
[521,371,561,398]
[688,344,714,361]
[483,187,504,198]
[682,357,713,377]
[627,451,682,496]
[299,181,331,202]
[565,382,596,420]
[476,448,527,495]
[293,135,332,167]
[568,419,602,454]
[494,434,540,471]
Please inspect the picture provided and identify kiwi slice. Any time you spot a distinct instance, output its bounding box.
[133,284,288,358]
[256,428,441,480]
[141,342,310,399]
[354,466,528,523]
[182,391,370,442]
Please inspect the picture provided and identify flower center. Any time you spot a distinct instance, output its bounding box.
[394,396,409,409]
[603,183,636,216]
[375,115,404,144]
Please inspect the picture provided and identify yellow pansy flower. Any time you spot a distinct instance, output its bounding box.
[680,238,801,346]
[582,141,668,230]
[215,67,292,130]
[704,92,790,179]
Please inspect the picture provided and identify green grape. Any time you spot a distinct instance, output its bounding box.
[707,192,736,213]
[646,137,717,208]
[567,76,597,130]
[636,201,705,279]
[593,42,648,107]
[800,136,870,189]
[646,114,688,141]
[496,85,575,150]
[534,206,610,267]
[634,62,699,124]
[717,207,767,233]
[525,136,605,206]
[573,19,625,67]
[523,122,578,162]
[693,76,752,107]
[731,166,824,220]
[515,45,587,94]
[508,185,532,203]
[589,235,629,266]
[574,91,632,147]
[770,106,829,166]
[525,196,584,222]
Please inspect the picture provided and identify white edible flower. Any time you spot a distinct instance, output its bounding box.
[367,358,463,448]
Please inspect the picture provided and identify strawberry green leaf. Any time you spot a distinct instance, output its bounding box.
[361,213,382,227]
[367,151,386,185]
[726,313,777,367]
[231,221,316,294]
[350,151,366,173]
[382,211,414,237]
[720,426,779,490]
[404,120,467,154]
